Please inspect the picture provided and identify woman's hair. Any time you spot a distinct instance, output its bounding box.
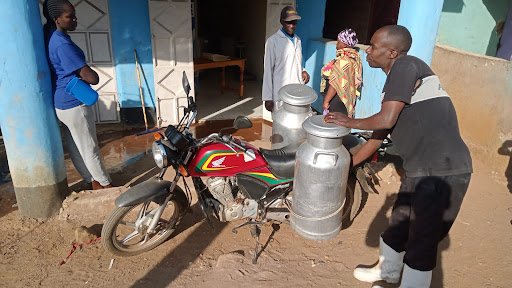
[337,28,359,48]
[43,0,71,27]
[43,0,53,30]
[43,0,72,40]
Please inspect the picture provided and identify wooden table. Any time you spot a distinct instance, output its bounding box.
[193,58,246,98]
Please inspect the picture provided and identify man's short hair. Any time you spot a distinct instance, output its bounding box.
[384,25,413,53]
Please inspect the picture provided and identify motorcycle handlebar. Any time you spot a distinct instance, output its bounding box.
[198,133,246,152]
[221,134,232,143]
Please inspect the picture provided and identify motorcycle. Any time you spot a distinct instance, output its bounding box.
[101,72,375,262]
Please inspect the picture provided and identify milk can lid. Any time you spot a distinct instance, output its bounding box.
[278,84,318,106]
[302,115,350,138]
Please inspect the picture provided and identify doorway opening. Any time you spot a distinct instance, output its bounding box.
[323,0,401,43]
[193,0,267,121]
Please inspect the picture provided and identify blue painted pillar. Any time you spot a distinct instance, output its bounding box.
[296,0,327,62]
[0,0,67,218]
[108,0,156,109]
[398,0,444,64]
[296,0,327,112]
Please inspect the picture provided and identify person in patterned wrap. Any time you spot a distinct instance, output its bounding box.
[321,28,362,117]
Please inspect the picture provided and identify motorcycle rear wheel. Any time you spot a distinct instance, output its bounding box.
[101,189,188,257]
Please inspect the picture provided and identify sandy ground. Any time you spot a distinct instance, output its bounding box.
[0,127,511,288]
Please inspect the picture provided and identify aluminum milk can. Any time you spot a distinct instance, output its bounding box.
[291,115,351,240]
[271,84,317,149]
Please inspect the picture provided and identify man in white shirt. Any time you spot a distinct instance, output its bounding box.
[262,6,310,112]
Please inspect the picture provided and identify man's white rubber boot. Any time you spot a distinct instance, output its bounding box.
[399,264,432,288]
[353,237,405,284]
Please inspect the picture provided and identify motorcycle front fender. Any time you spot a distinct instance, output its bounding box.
[115,178,173,207]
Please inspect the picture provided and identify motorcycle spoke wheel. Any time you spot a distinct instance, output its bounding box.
[102,191,188,257]
[120,230,141,245]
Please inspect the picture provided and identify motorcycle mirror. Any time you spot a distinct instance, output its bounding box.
[233,116,253,130]
[182,71,191,96]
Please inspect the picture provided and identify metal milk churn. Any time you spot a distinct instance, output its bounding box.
[291,115,351,240]
[271,84,317,149]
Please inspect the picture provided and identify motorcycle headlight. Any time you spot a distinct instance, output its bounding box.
[152,141,168,168]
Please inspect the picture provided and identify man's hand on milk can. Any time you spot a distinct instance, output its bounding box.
[324,112,353,128]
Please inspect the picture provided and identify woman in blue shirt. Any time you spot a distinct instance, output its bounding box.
[44,0,111,190]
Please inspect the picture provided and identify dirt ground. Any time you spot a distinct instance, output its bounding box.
[0,124,511,288]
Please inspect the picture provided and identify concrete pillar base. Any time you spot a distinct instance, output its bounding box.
[14,179,68,218]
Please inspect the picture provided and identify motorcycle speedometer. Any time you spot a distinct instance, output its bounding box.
[152,141,168,168]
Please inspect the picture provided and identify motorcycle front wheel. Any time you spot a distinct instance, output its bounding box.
[101,189,188,257]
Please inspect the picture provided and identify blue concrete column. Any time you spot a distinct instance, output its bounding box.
[108,0,155,109]
[398,0,444,64]
[296,0,327,62]
[296,0,327,111]
[0,0,67,218]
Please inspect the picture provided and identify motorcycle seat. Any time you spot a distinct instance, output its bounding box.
[259,135,365,180]
[259,143,300,179]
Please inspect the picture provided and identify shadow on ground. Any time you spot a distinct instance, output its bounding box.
[498,140,512,193]
[131,205,228,288]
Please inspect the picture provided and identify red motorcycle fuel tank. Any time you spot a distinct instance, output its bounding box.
[187,141,268,177]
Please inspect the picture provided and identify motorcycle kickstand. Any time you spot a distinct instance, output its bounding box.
[231,220,260,234]
[250,224,261,264]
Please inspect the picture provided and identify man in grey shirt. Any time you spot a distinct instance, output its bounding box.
[325,25,472,287]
